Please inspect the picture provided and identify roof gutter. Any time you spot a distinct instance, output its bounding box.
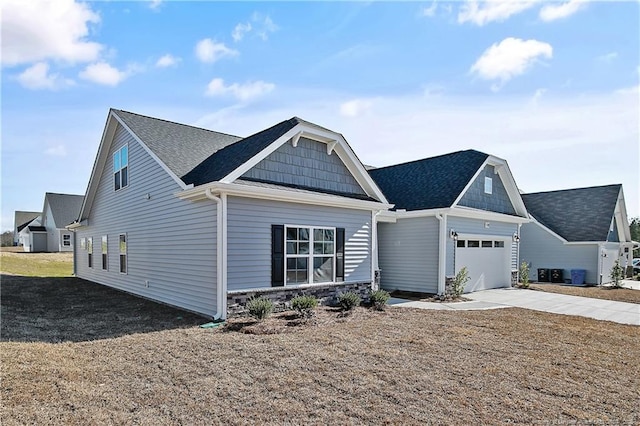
[205,188,227,320]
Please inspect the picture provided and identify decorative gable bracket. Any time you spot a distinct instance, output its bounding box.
[326,140,338,155]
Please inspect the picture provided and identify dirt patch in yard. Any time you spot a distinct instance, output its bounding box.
[2,275,639,425]
[530,283,640,304]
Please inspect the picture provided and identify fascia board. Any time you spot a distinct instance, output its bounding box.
[177,181,393,212]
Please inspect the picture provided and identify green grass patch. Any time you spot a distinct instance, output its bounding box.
[0,252,73,277]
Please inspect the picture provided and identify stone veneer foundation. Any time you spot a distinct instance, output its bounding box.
[227,281,372,317]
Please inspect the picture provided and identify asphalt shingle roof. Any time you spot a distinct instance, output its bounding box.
[46,193,84,228]
[368,150,489,211]
[521,184,621,242]
[14,211,40,231]
[113,110,242,179]
[182,117,300,186]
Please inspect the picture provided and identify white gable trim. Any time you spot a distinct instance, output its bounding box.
[451,156,528,217]
[78,110,188,221]
[613,187,631,242]
[220,123,389,203]
[528,216,568,243]
[387,206,530,224]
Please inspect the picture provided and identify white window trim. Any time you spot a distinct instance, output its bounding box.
[113,144,129,192]
[119,233,128,275]
[87,237,93,268]
[284,224,336,286]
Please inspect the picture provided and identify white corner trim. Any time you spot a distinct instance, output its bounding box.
[112,113,188,190]
[436,213,447,295]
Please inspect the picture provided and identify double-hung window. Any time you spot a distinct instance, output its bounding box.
[62,234,71,246]
[119,234,127,274]
[87,237,93,268]
[102,235,108,270]
[114,145,128,191]
[285,226,335,285]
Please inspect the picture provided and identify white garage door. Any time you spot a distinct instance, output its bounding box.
[455,238,511,293]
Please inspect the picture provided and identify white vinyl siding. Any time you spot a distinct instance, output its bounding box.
[226,196,371,291]
[75,123,218,317]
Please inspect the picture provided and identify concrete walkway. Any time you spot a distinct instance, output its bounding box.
[389,288,639,326]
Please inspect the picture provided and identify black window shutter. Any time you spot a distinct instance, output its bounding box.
[271,225,285,286]
[336,227,345,281]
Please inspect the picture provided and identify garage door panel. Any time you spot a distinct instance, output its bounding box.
[455,238,510,292]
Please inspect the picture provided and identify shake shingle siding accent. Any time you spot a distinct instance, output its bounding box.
[521,184,621,242]
[377,217,439,294]
[241,137,367,196]
[75,123,218,317]
[368,150,488,211]
[458,165,516,215]
[226,196,371,291]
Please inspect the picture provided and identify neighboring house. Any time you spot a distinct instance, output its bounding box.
[13,211,40,245]
[520,184,635,284]
[69,109,391,319]
[17,216,47,252]
[41,192,84,252]
[368,150,529,295]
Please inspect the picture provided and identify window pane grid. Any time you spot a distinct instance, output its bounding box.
[285,226,335,285]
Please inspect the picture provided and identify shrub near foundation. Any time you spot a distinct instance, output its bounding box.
[369,289,390,310]
[246,297,274,321]
[338,291,361,311]
[290,295,318,319]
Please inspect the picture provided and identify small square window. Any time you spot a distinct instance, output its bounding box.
[484,177,493,194]
[468,240,480,248]
[494,241,505,248]
[482,241,493,248]
[457,240,466,248]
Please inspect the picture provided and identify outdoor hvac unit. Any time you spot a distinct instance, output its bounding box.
[550,268,564,283]
[537,268,550,282]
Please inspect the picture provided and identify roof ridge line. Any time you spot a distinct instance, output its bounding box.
[523,183,621,196]
[113,109,243,139]
[369,149,484,171]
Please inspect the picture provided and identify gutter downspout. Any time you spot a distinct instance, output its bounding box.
[206,188,225,320]
[436,213,447,295]
[371,210,382,290]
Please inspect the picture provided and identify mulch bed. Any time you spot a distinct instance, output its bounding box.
[2,274,639,425]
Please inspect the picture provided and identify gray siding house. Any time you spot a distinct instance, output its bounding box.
[520,184,635,285]
[41,192,84,252]
[70,110,391,319]
[369,150,529,295]
[13,210,40,246]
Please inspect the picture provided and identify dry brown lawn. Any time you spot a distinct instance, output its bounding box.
[530,283,640,304]
[2,275,639,425]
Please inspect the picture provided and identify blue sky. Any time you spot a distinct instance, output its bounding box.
[2,0,639,232]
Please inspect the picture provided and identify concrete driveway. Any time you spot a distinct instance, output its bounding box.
[389,288,639,326]
[467,288,639,326]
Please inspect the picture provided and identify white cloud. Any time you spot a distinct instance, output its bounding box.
[194,86,639,217]
[44,144,67,157]
[339,99,373,117]
[597,52,618,63]
[205,78,275,101]
[539,0,586,22]
[148,0,162,10]
[195,39,238,63]
[156,54,180,68]
[17,62,74,90]
[79,62,129,86]
[458,0,538,26]
[422,2,438,17]
[232,22,252,42]
[1,0,102,66]
[470,37,553,89]
[252,13,279,41]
